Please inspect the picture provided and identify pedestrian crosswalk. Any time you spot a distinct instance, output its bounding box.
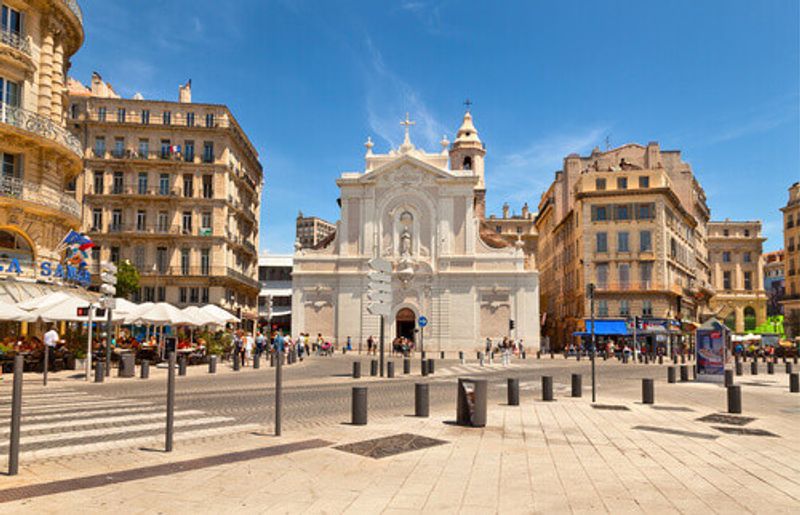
[0,385,258,463]
[431,361,529,378]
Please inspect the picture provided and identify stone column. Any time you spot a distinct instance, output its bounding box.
[734,305,744,334]
[51,41,65,122]
[37,32,55,118]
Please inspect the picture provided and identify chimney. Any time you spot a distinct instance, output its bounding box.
[502,203,510,219]
[521,202,529,218]
[179,79,192,103]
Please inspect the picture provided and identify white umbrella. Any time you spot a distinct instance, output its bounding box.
[182,306,219,326]
[21,291,98,322]
[112,298,139,318]
[200,305,238,325]
[134,302,200,326]
[0,301,38,322]
[17,291,76,312]
[122,301,154,324]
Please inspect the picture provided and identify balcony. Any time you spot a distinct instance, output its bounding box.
[593,281,683,295]
[138,266,258,290]
[62,0,84,25]
[1,102,82,158]
[0,176,80,220]
[91,149,216,165]
[1,30,31,56]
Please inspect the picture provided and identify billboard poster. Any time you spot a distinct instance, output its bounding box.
[695,322,728,383]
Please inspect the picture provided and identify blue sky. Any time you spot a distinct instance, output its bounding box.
[69,0,799,254]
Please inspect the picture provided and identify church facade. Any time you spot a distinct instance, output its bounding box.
[292,112,540,351]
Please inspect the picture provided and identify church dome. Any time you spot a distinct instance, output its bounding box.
[454,111,482,145]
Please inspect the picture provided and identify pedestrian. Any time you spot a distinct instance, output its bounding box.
[233,331,244,365]
[367,335,374,355]
[244,332,254,366]
[297,337,305,361]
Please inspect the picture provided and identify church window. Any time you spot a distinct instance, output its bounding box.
[463,156,472,170]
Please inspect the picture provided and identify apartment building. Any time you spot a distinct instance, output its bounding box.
[781,182,800,337]
[535,142,713,351]
[296,212,335,249]
[764,250,784,316]
[486,202,538,270]
[258,253,292,333]
[707,220,767,332]
[68,74,262,324]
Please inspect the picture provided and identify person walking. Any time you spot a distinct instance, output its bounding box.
[233,331,244,366]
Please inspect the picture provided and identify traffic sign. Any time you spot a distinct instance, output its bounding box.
[418,315,428,328]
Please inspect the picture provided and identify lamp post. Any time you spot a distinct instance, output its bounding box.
[588,283,596,403]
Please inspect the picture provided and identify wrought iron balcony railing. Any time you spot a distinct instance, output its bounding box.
[62,0,84,25]
[0,102,82,157]
[0,30,31,55]
[0,176,80,219]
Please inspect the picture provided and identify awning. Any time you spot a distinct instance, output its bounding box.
[574,319,630,337]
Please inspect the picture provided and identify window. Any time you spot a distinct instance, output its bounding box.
[205,113,215,128]
[618,263,630,288]
[201,212,212,235]
[616,205,629,220]
[141,109,150,125]
[617,177,627,190]
[722,251,731,263]
[200,248,210,275]
[143,287,155,302]
[156,247,167,273]
[639,262,653,286]
[111,209,123,231]
[180,248,190,275]
[617,232,629,252]
[202,141,214,163]
[93,171,104,194]
[91,247,101,271]
[744,229,750,237]
[113,137,124,158]
[136,210,146,231]
[138,172,148,194]
[637,203,654,220]
[97,107,107,121]
[619,300,630,316]
[0,152,20,178]
[595,178,606,191]
[596,264,608,288]
[92,208,102,230]
[184,140,194,162]
[202,175,213,198]
[642,300,653,316]
[189,287,199,304]
[1,6,23,37]
[743,252,751,263]
[138,139,149,157]
[159,173,170,195]
[639,176,650,188]
[723,229,729,237]
[723,271,732,290]
[186,112,195,127]
[744,271,752,291]
[201,287,209,303]
[94,137,106,157]
[596,232,608,253]
[495,225,502,233]
[516,226,522,234]
[133,247,145,270]
[462,156,472,170]
[183,174,194,197]
[160,139,171,159]
[157,287,166,302]
[597,300,608,317]
[179,287,187,304]
[117,108,126,123]
[70,103,78,119]
[162,111,171,125]
[639,230,652,252]
[592,205,608,221]
[790,238,796,252]
[110,246,120,264]
[182,211,192,234]
[112,171,123,194]
[157,211,169,233]
[787,215,794,229]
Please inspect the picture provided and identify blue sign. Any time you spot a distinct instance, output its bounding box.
[418,316,428,328]
[0,257,91,286]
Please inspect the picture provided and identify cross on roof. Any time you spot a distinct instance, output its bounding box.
[400,112,415,140]
[464,99,472,111]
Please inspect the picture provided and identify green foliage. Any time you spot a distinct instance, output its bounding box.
[116,260,140,299]
[197,330,231,356]
[752,315,785,337]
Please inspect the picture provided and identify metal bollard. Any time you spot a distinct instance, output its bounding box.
[736,361,743,376]
[790,373,799,393]
[727,385,742,414]
[253,352,260,369]
[141,359,150,379]
[233,351,241,371]
[421,359,429,376]
[642,378,654,404]
[507,378,520,406]
[387,361,395,378]
[178,356,187,376]
[440,351,445,360]
[672,355,678,364]
[667,366,676,384]
[751,361,758,375]
[479,352,485,367]
[165,352,176,451]
[658,355,663,365]
[370,359,378,376]
[550,351,555,359]
[542,376,554,401]
[571,373,582,398]
[427,358,435,374]
[209,355,217,373]
[644,354,649,365]
[353,361,361,379]
[351,387,368,425]
[459,351,465,364]
[681,354,686,364]
[270,351,275,367]
[787,363,793,375]
[680,365,689,382]
[767,362,774,375]
[94,361,104,383]
[403,358,411,374]
[415,383,430,417]
[8,355,23,475]
[724,369,734,387]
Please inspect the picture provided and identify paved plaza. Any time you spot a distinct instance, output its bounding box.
[0,354,798,513]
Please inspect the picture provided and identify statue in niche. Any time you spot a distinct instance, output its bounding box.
[399,211,413,257]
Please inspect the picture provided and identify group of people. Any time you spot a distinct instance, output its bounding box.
[484,337,525,356]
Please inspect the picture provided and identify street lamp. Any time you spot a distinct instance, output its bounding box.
[588,283,596,403]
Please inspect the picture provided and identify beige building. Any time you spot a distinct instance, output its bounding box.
[0,0,84,287]
[707,220,767,332]
[536,142,714,351]
[781,182,800,337]
[296,213,335,249]
[68,73,262,324]
[486,202,538,270]
[764,250,784,316]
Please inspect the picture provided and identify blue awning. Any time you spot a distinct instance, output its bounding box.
[573,319,630,337]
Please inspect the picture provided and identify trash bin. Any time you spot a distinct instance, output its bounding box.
[118,352,135,378]
[456,378,487,427]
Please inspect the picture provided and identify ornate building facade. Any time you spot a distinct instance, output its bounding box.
[292,112,540,350]
[781,182,800,337]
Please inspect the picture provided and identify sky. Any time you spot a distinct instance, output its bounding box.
[69,0,800,254]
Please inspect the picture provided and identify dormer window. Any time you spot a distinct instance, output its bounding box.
[463,156,472,170]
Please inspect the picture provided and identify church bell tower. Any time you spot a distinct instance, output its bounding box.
[449,108,487,218]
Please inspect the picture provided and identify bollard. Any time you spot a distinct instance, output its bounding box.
[275,349,283,436]
[743,354,747,362]
[459,351,464,363]
[415,383,430,417]
[43,344,49,387]
[577,352,582,362]
[727,385,742,414]
[762,355,767,363]
[642,378,654,404]
[370,359,378,377]
[233,351,241,371]
[387,361,395,378]
[353,361,362,379]
[658,355,663,365]
[428,358,435,374]
[790,373,799,393]
[542,376,554,401]
[767,362,774,375]
[422,351,426,360]
[751,361,758,375]
[165,352,176,452]
[440,351,445,360]
[736,361,743,376]
[7,355,23,475]
[178,356,187,376]
[787,363,793,375]
[622,354,627,364]
[724,369,734,388]
[479,352,485,367]
[94,361,104,383]
[253,352,260,369]
[644,354,649,365]
[681,354,686,364]
[403,358,411,374]
[209,355,217,374]
[571,373,582,398]
[141,359,150,379]
[680,365,689,382]
[672,355,678,364]
[270,351,275,367]
[421,359,429,376]
[507,378,520,406]
[351,387,368,425]
[667,366,676,384]
[550,351,555,359]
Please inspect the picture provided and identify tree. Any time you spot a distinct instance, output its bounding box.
[116,260,140,299]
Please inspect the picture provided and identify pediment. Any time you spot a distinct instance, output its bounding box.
[354,154,456,184]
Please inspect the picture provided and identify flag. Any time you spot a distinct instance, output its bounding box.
[170,145,181,154]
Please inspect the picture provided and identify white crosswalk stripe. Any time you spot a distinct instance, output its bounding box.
[0,387,256,463]
[433,362,528,377]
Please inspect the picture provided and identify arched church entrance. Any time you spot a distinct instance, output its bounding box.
[396,308,416,342]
